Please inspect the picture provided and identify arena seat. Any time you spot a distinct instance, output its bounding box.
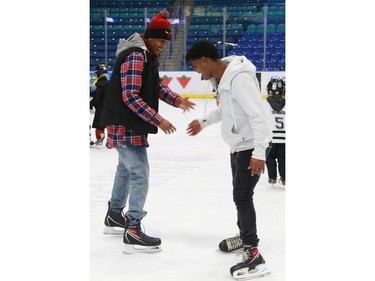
[90,1,285,71]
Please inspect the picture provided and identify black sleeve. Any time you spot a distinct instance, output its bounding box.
[90,88,102,109]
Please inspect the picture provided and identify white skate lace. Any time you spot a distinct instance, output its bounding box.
[242,250,250,261]
[241,247,259,262]
[226,234,243,251]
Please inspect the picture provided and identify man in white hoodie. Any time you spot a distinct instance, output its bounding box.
[186,40,273,279]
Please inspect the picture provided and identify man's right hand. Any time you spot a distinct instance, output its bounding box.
[186,120,202,136]
[158,119,176,134]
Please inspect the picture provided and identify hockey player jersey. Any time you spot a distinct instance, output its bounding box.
[270,109,285,144]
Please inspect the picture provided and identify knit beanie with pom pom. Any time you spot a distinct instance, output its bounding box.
[144,10,172,40]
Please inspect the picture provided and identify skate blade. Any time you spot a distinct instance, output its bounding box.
[271,184,285,190]
[123,243,162,254]
[103,226,124,236]
[232,264,271,280]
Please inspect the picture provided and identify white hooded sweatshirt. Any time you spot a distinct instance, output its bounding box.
[199,56,273,160]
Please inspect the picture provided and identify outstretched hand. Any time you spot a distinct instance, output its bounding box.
[158,119,176,134]
[179,98,196,112]
[186,120,202,136]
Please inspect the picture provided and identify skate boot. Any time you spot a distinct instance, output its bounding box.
[219,234,243,252]
[279,178,285,186]
[123,221,161,254]
[268,178,277,185]
[103,201,127,235]
[94,133,105,148]
[230,246,270,279]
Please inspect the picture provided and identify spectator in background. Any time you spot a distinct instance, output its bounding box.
[100,10,195,254]
[90,64,109,148]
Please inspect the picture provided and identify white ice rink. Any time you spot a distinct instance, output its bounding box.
[4,4,375,280]
[90,99,285,281]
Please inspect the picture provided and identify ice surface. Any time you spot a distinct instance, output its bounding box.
[90,99,285,281]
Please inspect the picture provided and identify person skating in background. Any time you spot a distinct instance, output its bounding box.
[265,77,286,186]
[90,89,95,146]
[185,40,272,279]
[100,10,195,254]
[90,64,109,148]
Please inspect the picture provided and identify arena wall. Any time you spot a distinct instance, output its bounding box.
[90,71,285,98]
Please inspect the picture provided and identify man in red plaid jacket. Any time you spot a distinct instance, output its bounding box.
[100,10,195,254]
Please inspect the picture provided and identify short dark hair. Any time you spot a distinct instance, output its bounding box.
[186,40,220,62]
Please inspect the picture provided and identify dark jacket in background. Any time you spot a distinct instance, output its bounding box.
[90,74,109,129]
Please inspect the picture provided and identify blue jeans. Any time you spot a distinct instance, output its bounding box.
[109,142,149,226]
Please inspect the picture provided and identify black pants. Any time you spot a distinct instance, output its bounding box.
[266,143,285,180]
[230,149,260,247]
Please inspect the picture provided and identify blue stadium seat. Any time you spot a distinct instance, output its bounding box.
[90,1,285,71]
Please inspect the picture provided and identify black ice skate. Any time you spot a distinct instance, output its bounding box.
[230,246,270,280]
[279,178,285,186]
[219,234,243,252]
[94,133,105,148]
[103,201,127,235]
[268,178,277,185]
[123,223,161,254]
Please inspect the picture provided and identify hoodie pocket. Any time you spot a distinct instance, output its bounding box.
[221,123,246,145]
